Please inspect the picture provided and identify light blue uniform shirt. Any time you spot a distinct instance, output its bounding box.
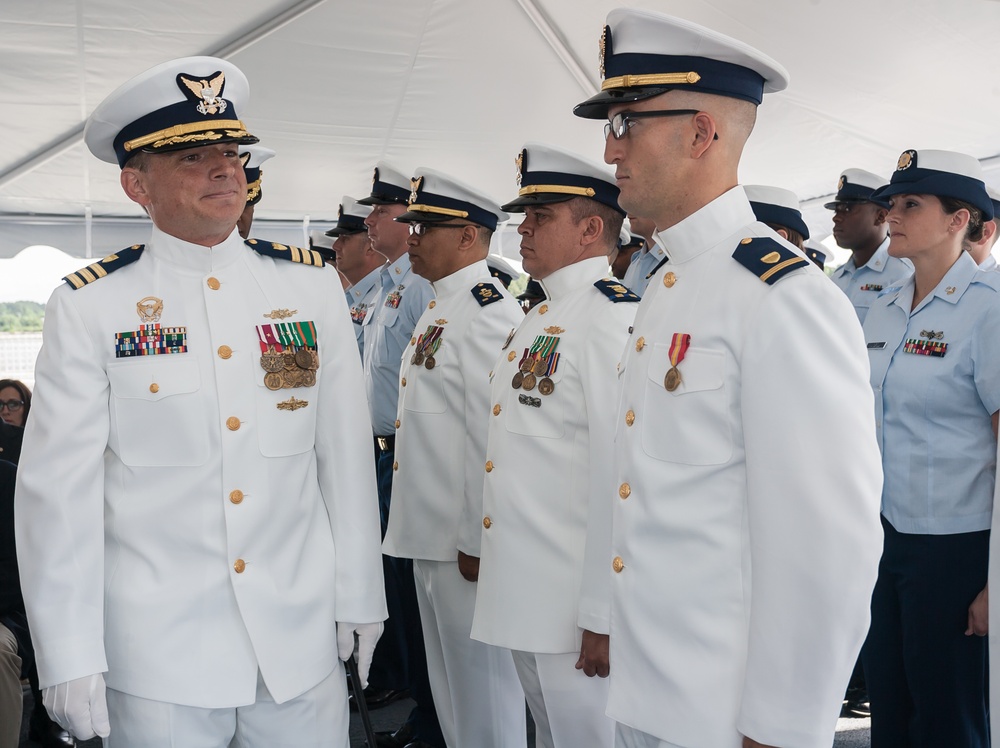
[864,251,1000,534]
[362,253,434,435]
[621,239,667,297]
[345,265,383,361]
[832,236,913,324]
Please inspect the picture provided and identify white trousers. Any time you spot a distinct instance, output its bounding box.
[510,649,614,748]
[104,665,348,748]
[614,722,686,748]
[413,558,526,748]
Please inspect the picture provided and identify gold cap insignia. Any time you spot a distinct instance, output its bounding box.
[136,296,163,323]
[897,150,916,171]
[177,72,227,116]
[409,176,423,205]
[599,25,609,79]
[838,175,846,191]
[337,204,344,221]
[515,150,525,187]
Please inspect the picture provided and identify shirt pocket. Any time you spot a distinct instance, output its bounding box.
[403,363,447,414]
[254,358,318,458]
[641,345,732,465]
[107,356,209,467]
[503,369,566,440]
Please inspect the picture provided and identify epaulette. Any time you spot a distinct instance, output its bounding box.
[594,279,640,302]
[472,282,504,307]
[63,244,145,289]
[732,237,809,285]
[245,238,325,267]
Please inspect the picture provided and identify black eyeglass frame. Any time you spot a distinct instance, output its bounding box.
[408,222,476,236]
[605,109,719,141]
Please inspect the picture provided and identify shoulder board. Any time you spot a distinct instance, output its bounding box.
[63,244,145,289]
[731,237,809,285]
[594,279,640,302]
[472,282,504,307]
[245,238,326,267]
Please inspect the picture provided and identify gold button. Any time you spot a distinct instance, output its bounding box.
[401,377,407,387]
[218,345,233,359]
[507,351,517,362]
[625,410,635,426]
[740,237,753,245]
[395,419,401,429]
[411,337,417,346]
[493,404,501,416]
[429,300,437,309]
[612,556,624,573]
[635,336,645,352]
[149,383,159,394]
[234,559,246,574]
[663,272,676,288]
[207,276,221,290]
[483,516,492,529]
[393,461,399,471]
[229,489,244,505]
[226,416,241,431]
[619,483,631,500]
[485,460,494,473]
[538,304,548,314]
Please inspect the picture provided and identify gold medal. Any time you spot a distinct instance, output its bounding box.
[414,352,425,366]
[301,369,316,387]
[307,350,319,370]
[294,349,313,369]
[511,371,524,389]
[538,377,554,396]
[533,359,548,376]
[520,358,534,374]
[522,373,537,391]
[264,372,283,391]
[664,366,681,392]
[282,351,297,370]
[260,353,284,373]
[281,369,299,388]
[424,356,436,370]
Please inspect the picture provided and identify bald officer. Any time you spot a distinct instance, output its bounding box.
[327,196,382,360]
[575,10,883,748]
[827,168,912,323]
[472,143,637,748]
[385,169,526,748]
[14,57,385,747]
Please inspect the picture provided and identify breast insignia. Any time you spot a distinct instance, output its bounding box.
[594,279,639,302]
[245,239,325,267]
[63,244,146,289]
[472,282,503,306]
[732,237,809,285]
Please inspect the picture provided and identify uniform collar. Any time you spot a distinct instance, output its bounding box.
[348,265,382,303]
[147,224,245,272]
[891,251,981,313]
[861,236,893,273]
[539,255,611,300]
[432,259,490,297]
[380,252,414,290]
[980,254,998,271]
[655,186,756,264]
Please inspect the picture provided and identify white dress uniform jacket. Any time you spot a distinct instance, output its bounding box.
[609,187,883,748]
[15,227,386,708]
[472,256,637,653]
[346,265,383,361]
[384,260,523,561]
[831,236,912,324]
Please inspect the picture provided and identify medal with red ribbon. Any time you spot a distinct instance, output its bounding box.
[664,333,691,392]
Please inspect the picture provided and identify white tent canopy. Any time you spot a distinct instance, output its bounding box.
[2,0,1000,259]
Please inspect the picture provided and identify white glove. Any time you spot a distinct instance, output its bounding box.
[336,621,384,689]
[43,673,111,740]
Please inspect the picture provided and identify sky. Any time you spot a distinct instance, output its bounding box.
[0,246,87,304]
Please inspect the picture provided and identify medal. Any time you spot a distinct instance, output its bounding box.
[533,358,548,376]
[414,352,425,366]
[424,356,436,370]
[512,371,524,389]
[294,349,313,369]
[264,372,283,391]
[664,333,691,392]
[522,373,537,391]
[538,377,554,396]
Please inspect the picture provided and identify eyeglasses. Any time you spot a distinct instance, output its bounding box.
[408,222,473,236]
[605,109,717,141]
[0,400,23,412]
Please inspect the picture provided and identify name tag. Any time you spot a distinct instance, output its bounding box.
[867,342,886,349]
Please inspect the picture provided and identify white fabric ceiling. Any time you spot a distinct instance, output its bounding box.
[2,0,1000,259]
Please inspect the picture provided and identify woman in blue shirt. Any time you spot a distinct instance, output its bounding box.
[862,149,1000,747]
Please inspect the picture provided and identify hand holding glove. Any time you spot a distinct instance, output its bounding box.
[43,673,110,740]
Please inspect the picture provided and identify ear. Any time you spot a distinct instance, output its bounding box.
[981,219,998,245]
[948,208,971,234]
[874,207,888,226]
[690,112,717,159]
[456,224,480,251]
[578,215,605,248]
[776,228,790,241]
[121,168,152,207]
